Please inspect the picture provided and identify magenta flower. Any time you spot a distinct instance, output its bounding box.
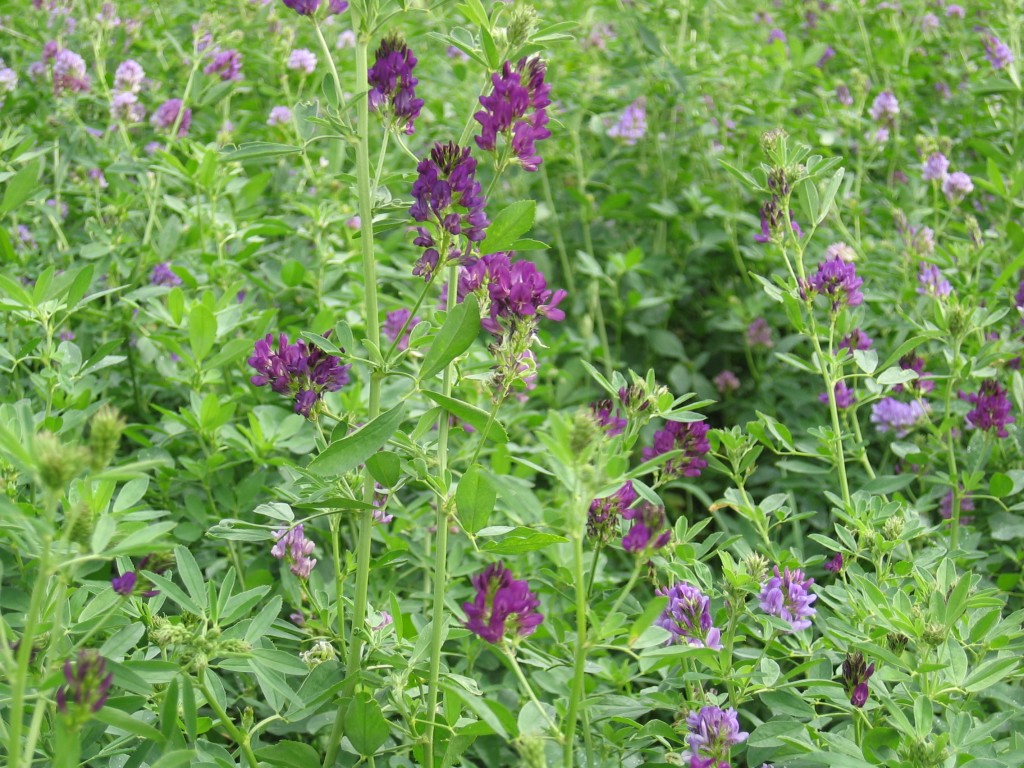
[462,562,543,643]
[248,332,351,418]
[588,481,637,543]
[655,582,723,650]
[642,420,710,479]
[759,565,816,631]
[803,257,864,311]
[622,500,671,554]
[150,262,182,287]
[474,57,552,171]
[204,48,242,81]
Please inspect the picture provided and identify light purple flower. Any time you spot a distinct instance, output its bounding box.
[271,524,317,578]
[683,706,748,768]
[655,582,723,650]
[462,562,543,643]
[984,35,1014,70]
[337,30,356,49]
[110,91,145,122]
[920,13,940,32]
[869,90,899,121]
[114,59,145,92]
[836,84,853,106]
[151,99,192,136]
[942,171,973,202]
[287,48,317,74]
[917,262,951,297]
[746,317,773,349]
[870,397,929,437]
[759,565,817,631]
[922,152,949,181]
[268,105,292,126]
[608,97,647,145]
[53,48,90,94]
[150,262,181,287]
[946,5,965,18]
[713,370,740,394]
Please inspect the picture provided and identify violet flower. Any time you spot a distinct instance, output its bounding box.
[922,152,949,181]
[368,34,423,134]
[271,524,317,578]
[150,262,182,287]
[248,332,352,418]
[683,706,748,768]
[151,99,192,137]
[942,171,973,202]
[746,318,773,349]
[713,370,740,395]
[839,328,872,353]
[622,500,671,554]
[820,380,856,409]
[474,57,552,171]
[204,49,242,81]
[608,97,647,145]
[960,380,1014,437]
[940,488,975,524]
[383,308,422,351]
[803,257,864,311]
[113,59,145,92]
[824,553,844,573]
[111,571,137,595]
[841,652,875,708]
[588,480,637,543]
[759,565,816,631]
[985,35,1014,70]
[590,399,627,436]
[268,106,292,126]
[642,420,710,480]
[917,263,952,298]
[288,48,317,74]
[462,562,543,643]
[869,90,899,121]
[53,48,90,94]
[655,582,723,649]
[56,650,113,716]
[870,397,929,437]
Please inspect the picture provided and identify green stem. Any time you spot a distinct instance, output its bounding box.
[425,267,460,767]
[945,340,963,551]
[198,671,259,768]
[562,529,589,768]
[599,560,643,635]
[503,646,558,733]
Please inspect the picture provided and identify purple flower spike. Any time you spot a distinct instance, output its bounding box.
[248,332,351,419]
[841,652,875,708]
[271,524,317,579]
[56,650,113,716]
[655,582,723,650]
[150,262,181,287]
[917,262,952,298]
[368,34,423,135]
[922,152,949,181]
[985,35,1014,70]
[151,99,192,137]
[683,706,748,768]
[870,397,929,437]
[960,380,1014,437]
[462,562,543,643]
[942,171,973,202]
[281,0,320,15]
[824,553,844,573]
[759,565,816,631]
[869,90,899,121]
[475,57,552,172]
[820,380,856,409]
[642,420,710,480]
[622,500,671,554]
[803,257,864,311]
[588,481,637,543]
[204,48,242,81]
[53,48,91,95]
[111,571,137,595]
[590,399,627,436]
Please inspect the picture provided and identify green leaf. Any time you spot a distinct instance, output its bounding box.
[479,201,536,255]
[419,296,480,381]
[188,304,217,362]
[480,527,568,555]
[818,167,845,224]
[224,142,304,161]
[95,706,166,743]
[346,692,390,757]
[143,572,203,614]
[149,751,196,768]
[421,391,508,443]
[963,657,1018,693]
[174,545,209,611]
[159,679,180,742]
[876,366,918,387]
[456,464,496,534]
[989,473,1014,498]
[307,403,407,477]
[256,741,322,768]
[245,596,284,643]
[0,158,42,215]
[366,451,401,488]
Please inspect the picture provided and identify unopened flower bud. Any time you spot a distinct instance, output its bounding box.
[742,552,770,583]
[922,621,946,647]
[515,735,549,767]
[885,632,910,653]
[506,6,538,51]
[35,432,89,492]
[300,639,337,668]
[883,516,904,541]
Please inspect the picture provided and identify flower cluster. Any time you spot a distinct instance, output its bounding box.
[759,565,816,631]
[368,34,423,135]
[746,317,773,348]
[383,308,422,352]
[287,48,317,74]
[248,332,351,418]
[475,57,552,172]
[870,397,929,437]
[841,652,876,708]
[961,379,1015,437]
[0,61,17,108]
[151,98,192,137]
[52,48,91,96]
[655,582,723,650]
[409,142,488,279]
[917,262,952,298]
[839,328,872,353]
[941,171,973,202]
[455,252,567,337]
[204,48,242,81]
[754,196,802,244]
[642,420,710,480]
[462,562,543,643]
[802,257,864,311]
[713,370,740,395]
[683,706,748,768]
[820,380,856,409]
[894,354,934,396]
[281,0,348,15]
[984,35,1014,70]
[268,106,292,126]
[608,97,647,145]
[150,262,181,287]
[588,480,637,543]
[922,152,949,181]
[57,650,113,717]
[622,500,671,554]
[590,399,627,436]
[271,524,317,579]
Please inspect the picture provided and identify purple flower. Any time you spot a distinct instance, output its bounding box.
[824,242,857,263]
[110,91,145,122]
[53,48,90,94]
[204,48,242,81]
[590,399,627,436]
[820,380,856,409]
[839,328,872,353]
[248,332,352,418]
[287,48,317,74]
[921,13,940,32]
[409,141,488,279]
[484,257,567,333]
[940,487,975,524]
[337,30,356,49]
[759,565,816,631]
[271,524,317,579]
[281,0,320,14]
[608,97,647,145]
[870,397,929,437]
[56,650,113,715]
[754,196,801,244]
[268,106,292,126]
[462,562,543,643]
[114,59,144,92]
[150,262,181,287]
[746,317,773,349]
[372,484,393,524]
[767,28,787,44]
[841,652,875,708]
[328,0,348,12]
[922,152,949,181]
[622,500,671,554]
[683,706,748,768]
[642,420,710,479]
[655,582,723,650]
[588,481,637,543]
[894,354,935,395]
[869,90,899,121]
[960,380,1014,437]
[836,84,853,106]
[803,257,864,311]
[713,370,740,395]
[474,57,552,172]
[817,45,836,68]
[383,308,422,351]
[151,99,192,136]
[917,262,952,298]
[824,553,843,573]
[985,35,1014,70]
[368,34,423,135]
[111,571,137,595]
[946,5,965,18]
[942,171,973,202]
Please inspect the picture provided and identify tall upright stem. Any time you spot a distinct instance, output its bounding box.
[563,527,588,768]
[424,267,460,766]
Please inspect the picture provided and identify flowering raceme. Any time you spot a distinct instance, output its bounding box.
[368,34,423,134]
[622,500,671,554]
[271,524,317,578]
[57,650,113,717]
[961,380,1015,437]
[759,565,817,631]
[803,256,864,311]
[655,582,723,650]
[642,420,710,480]
[462,562,543,643]
[871,397,929,436]
[151,98,192,136]
[683,705,748,768]
[247,332,351,418]
[475,57,552,171]
[841,652,876,708]
[588,480,637,543]
[608,97,647,144]
[204,48,242,81]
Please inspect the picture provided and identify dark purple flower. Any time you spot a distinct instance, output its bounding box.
[271,524,317,578]
[474,57,552,172]
[204,48,242,81]
[754,195,801,244]
[248,332,352,418]
[759,565,816,631]
[655,582,723,649]
[588,481,637,543]
[824,553,844,573]
[803,257,864,311]
[56,650,113,715]
[984,35,1014,69]
[383,308,422,351]
[839,328,872,353]
[281,0,320,14]
[642,420,710,479]
[683,706,748,768]
[841,652,875,708]
[462,562,543,643]
[368,34,423,134]
[894,354,935,395]
[111,571,137,595]
[870,397,929,437]
[820,380,856,409]
[328,0,348,12]
[151,99,192,136]
[485,257,567,333]
[622,500,671,554]
[960,380,1015,437]
[150,262,181,287]
[590,399,627,436]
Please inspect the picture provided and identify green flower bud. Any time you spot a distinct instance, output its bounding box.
[88,404,126,471]
[34,431,89,493]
